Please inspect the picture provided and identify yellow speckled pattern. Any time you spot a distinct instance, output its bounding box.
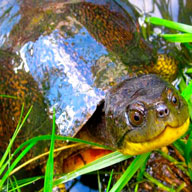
[0,61,44,149]
[147,54,178,81]
[131,54,178,81]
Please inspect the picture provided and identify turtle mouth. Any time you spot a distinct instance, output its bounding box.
[121,118,190,155]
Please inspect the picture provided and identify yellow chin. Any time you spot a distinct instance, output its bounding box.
[121,118,190,155]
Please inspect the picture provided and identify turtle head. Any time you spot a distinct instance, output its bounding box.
[105,74,189,155]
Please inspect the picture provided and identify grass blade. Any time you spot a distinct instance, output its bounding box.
[12,176,21,192]
[184,130,192,181]
[162,34,192,42]
[12,135,111,158]
[0,95,18,99]
[0,105,33,177]
[2,176,44,192]
[0,104,25,170]
[144,172,175,192]
[109,152,151,192]
[157,149,188,176]
[53,151,132,187]
[106,169,114,192]
[145,17,192,33]
[181,80,192,101]
[8,134,112,176]
[186,68,192,74]
[10,143,82,176]
[97,171,102,192]
[43,108,56,192]
[0,141,37,189]
[8,177,15,192]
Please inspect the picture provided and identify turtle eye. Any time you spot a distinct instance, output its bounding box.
[171,94,179,106]
[167,89,179,107]
[128,110,144,126]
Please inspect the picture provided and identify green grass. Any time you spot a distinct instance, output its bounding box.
[106,169,114,192]
[53,151,132,187]
[145,16,192,189]
[0,100,148,191]
[145,17,192,42]
[0,104,34,191]
[43,107,56,192]
[0,99,130,191]
[109,153,150,192]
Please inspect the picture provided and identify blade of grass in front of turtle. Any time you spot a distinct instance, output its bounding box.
[8,134,112,175]
[176,183,187,192]
[0,103,25,179]
[12,135,111,158]
[53,151,132,187]
[10,134,109,176]
[97,171,102,192]
[180,77,192,118]
[0,105,33,177]
[8,177,15,192]
[157,149,189,177]
[43,107,56,192]
[184,42,192,50]
[145,17,192,33]
[12,135,53,158]
[186,68,192,74]
[10,143,82,176]
[173,140,186,157]
[134,153,149,191]
[143,172,176,192]
[54,135,112,150]
[10,135,111,175]
[106,169,114,192]
[12,176,21,192]
[181,80,192,102]
[6,151,11,192]
[179,76,187,92]
[162,33,192,43]
[179,78,192,180]
[3,176,44,192]
[0,141,37,189]
[184,130,192,181]
[0,103,25,170]
[0,95,18,99]
[109,152,151,192]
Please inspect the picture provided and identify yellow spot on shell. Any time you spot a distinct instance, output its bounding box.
[146,54,178,81]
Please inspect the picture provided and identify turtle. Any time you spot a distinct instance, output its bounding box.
[0,0,190,191]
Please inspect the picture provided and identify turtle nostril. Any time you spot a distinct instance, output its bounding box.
[165,108,169,115]
[156,104,169,118]
[159,111,163,117]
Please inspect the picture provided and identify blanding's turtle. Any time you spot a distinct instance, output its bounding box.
[0,0,190,183]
